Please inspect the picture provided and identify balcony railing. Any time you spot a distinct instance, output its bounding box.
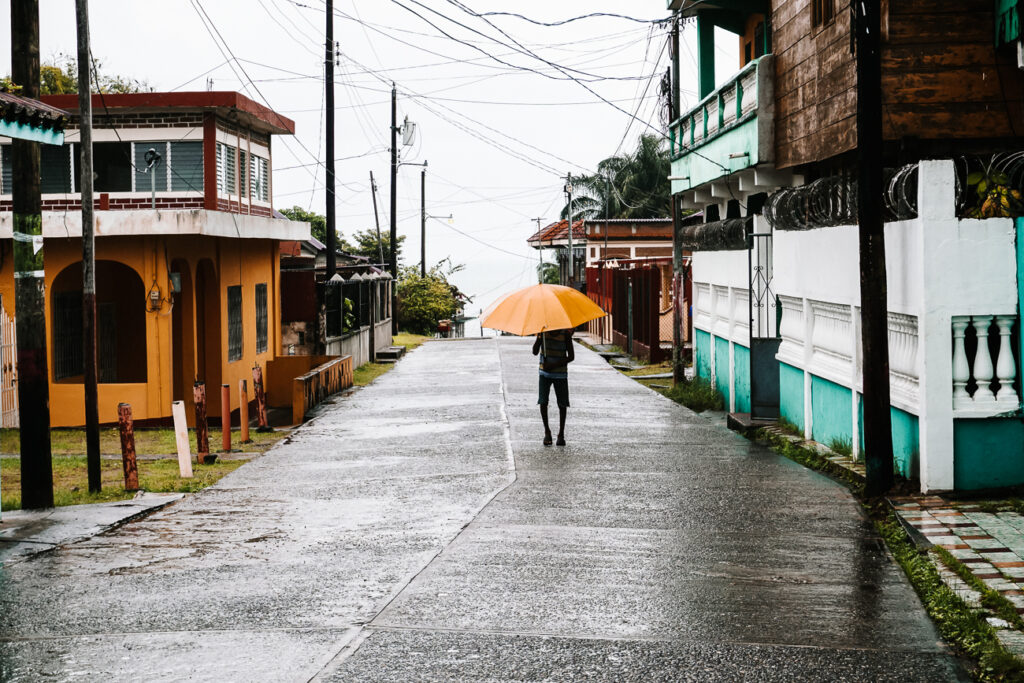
[668,55,774,192]
[952,314,1021,417]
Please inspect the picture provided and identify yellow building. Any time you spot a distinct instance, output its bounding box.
[0,92,309,426]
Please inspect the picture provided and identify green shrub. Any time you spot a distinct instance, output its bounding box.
[663,376,724,413]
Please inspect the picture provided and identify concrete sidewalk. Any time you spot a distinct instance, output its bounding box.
[0,338,964,681]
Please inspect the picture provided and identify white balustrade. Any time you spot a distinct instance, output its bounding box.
[951,314,1020,415]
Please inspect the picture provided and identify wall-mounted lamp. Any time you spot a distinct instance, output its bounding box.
[169,272,182,294]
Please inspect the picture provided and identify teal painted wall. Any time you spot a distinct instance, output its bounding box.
[810,375,853,449]
[695,329,712,382]
[779,363,804,431]
[714,336,731,406]
[856,396,920,479]
[954,418,1024,490]
[734,343,751,413]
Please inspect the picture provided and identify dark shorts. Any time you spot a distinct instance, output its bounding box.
[538,375,570,408]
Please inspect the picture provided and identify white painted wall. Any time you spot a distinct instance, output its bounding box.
[689,160,1021,492]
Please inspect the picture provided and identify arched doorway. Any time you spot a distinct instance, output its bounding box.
[51,260,147,383]
[194,258,222,414]
[170,259,195,406]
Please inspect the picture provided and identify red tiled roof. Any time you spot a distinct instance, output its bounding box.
[527,219,584,244]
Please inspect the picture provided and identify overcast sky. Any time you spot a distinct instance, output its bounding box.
[2,1,737,334]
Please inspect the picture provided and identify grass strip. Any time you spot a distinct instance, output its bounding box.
[1,456,245,511]
[0,427,284,457]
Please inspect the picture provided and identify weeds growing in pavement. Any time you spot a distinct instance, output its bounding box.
[875,511,1024,681]
[775,417,803,437]
[662,376,724,413]
[827,437,853,458]
[934,546,1024,632]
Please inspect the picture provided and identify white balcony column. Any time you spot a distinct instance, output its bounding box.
[951,317,971,404]
[995,314,1018,403]
[972,315,996,402]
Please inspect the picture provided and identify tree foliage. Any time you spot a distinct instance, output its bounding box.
[3,54,150,95]
[537,261,559,284]
[396,260,465,335]
[348,228,403,264]
[562,133,670,220]
[279,207,404,264]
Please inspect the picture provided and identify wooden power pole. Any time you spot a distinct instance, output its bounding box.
[856,0,894,495]
[11,0,54,509]
[390,83,398,335]
[670,11,684,385]
[76,0,101,493]
[324,0,337,277]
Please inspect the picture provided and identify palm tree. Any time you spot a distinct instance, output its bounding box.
[561,133,671,221]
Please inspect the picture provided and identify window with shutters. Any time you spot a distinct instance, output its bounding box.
[250,155,268,202]
[2,143,74,194]
[53,291,83,380]
[216,143,236,194]
[134,143,167,193]
[228,285,243,361]
[255,283,268,354]
[0,145,10,194]
[170,141,203,191]
[239,151,247,198]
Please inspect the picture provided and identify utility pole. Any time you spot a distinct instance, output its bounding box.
[389,83,398,335]
[12,0,53,509]
[370,171,383,266]
[670,10,684,386]
[533,217,544,282]
[324,0,337,277]
[420,160,428,277]
[856,0,894,495]
[564,174,574,286]
[76,0,100,493]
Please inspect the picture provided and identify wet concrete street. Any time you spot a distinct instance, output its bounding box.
[0,339,963,681]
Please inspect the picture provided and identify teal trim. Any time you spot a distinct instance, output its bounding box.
[954,418,1024,490]
[1017,218,1024,368]
[810,375,853,449]
[714,335,731,405]
[779,362,804,431]
[696,15,716,99]
[670,118,759,193]
[733,343,750,413]
[857,396,920,479]
[996,0,1020,46]
[0,119,64,145]
[695,329,713,382]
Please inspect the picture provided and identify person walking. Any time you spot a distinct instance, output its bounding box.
[533,328,574,446]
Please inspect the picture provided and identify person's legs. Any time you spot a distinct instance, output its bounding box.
[553,378,569,446]
[538,375,553,445]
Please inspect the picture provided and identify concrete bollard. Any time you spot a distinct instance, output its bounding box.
[221,383,231,452]
[193,381,212,464]
[171,400,193,478]
[252,364,270,432]
[239,379,251,444]
[117,403,139,491]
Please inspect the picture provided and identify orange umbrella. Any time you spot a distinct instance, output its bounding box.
[481,283,606,337]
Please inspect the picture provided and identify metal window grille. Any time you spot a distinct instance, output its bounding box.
[228,285,243,361]
[325,282,342,337]
[250,155,268,202]
[53,291,83,380]
[133,142,167,194]
[40,144,72,194]
[239,151,247,198]
[98,303,117,382]
[255,283,268,354]
[0,145,10,194]
[359,282,369,328]
[170,141,203,192]
[217,143,236,194]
